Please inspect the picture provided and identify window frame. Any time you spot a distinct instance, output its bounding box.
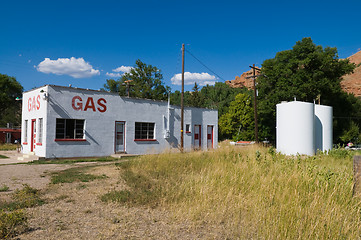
[186,124,191,133]
[55,118,86,141]
[23,120,28,144]
[37,118,43,145]
[134,122,156,141]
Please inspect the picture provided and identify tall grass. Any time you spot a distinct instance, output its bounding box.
[108,145,361,239]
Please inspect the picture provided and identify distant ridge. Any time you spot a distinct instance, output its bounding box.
[341,50,361,97]
[227,50,361,97]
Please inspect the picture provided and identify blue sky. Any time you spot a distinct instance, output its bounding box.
[1,0,361,92]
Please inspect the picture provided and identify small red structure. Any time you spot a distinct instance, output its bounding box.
[0,128,21,144]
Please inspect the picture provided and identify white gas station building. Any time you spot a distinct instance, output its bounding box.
[21,85,218,158]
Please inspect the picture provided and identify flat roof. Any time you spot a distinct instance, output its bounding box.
[24,84,218,111]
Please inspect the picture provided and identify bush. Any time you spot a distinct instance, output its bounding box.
[0,210,27,239]
[0,184,44,211]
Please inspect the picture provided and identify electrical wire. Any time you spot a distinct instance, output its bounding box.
[185,49,226,81]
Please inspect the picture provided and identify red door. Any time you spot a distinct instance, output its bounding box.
[207,125,213,149]
[194,125,201,150]
[31,119,36,152]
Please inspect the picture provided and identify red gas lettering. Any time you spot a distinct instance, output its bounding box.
[36,95,40,110]
[97,98,107,112]
[28,98,32,112]
[84,97,96,112]
[72,96,82,111]
[32,97,36,111]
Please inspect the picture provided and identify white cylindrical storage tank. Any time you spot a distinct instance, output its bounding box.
[276,101,315,155]
[315,104,333,152]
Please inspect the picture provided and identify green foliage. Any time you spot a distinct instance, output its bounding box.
[0,144,17,151]
[257,38,356,142]
[103,60,170,100]
[0,185,44,211]
[200,82,250,116]
[101,190,131,204]
[0,210,27,239]
[103,161,160,206]
[339,121,361,143]
[0,74,23,127]
[171,82,250,116]
[26,156,122,165]
[219,93,254,141]
[188,82,205,107]
[0,185,9,192]
[51,167,107,184]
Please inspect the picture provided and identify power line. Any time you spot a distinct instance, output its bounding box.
[185,49,226,81]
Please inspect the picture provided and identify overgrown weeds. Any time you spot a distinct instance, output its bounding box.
[103,145,361,239]
[0,185,43,238]
[26,156,128,165]
[51,167,108,184]
[0,144,17,151]
[0,185,9,192]
[0,184,44,211]
[0,210,27,239]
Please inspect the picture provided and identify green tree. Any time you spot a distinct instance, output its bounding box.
[257,37,356,142]
[188,82,205,107]
[200,82,251,117]
[0,74,23,127]
[219,93,254,141]
[103,59,170,100]
[339,121,361,144]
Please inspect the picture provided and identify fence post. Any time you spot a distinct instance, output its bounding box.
[353,156,361,196]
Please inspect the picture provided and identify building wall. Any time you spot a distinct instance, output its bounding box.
[21,85,218,158]
[21,86,48,157]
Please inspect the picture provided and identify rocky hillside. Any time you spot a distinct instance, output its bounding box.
[225,68,260,90]
[341,50,361,97]
[227,51,361,97]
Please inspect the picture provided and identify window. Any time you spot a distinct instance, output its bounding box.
[135,122,155,140]
[38,118,43,143]
[56,119,85,139]
[186,124,191,133]
[24,120,28,143]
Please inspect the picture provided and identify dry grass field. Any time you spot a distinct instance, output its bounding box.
[1,144,361,239]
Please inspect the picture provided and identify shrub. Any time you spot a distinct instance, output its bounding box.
[0,210,27,239]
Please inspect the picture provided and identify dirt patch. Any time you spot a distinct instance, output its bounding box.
[0,164,70,191]
[2,163,222,239]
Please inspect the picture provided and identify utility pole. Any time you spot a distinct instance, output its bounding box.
[123,80,134,98]
[181,44,185,152]
[247,64,261,143]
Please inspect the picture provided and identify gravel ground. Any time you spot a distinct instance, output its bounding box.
[1,163,224,239]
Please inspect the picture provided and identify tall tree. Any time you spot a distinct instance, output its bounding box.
[219,93,254,141]
[103,59,170,100]
[0,74,23,127]
[257,37,356,142]
[200,82,251,117]
[188,82,205,107]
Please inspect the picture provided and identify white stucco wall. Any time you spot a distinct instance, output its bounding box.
[21,85,218,158]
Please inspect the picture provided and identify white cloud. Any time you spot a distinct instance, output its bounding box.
[36,57,100,78]
[106,72,122,78]
[113,66,133,73]
[105,65,134,78]
[171,72,217,86]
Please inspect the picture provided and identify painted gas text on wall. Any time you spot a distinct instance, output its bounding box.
[72,96,107,112]
[28,95,41,112]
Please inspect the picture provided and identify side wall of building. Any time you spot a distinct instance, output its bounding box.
[32,86,218,158]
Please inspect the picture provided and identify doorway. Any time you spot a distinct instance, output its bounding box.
[207,125,213,149]
[194,125,201,150]
[31,119,36,152]
[115,121,125,153]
